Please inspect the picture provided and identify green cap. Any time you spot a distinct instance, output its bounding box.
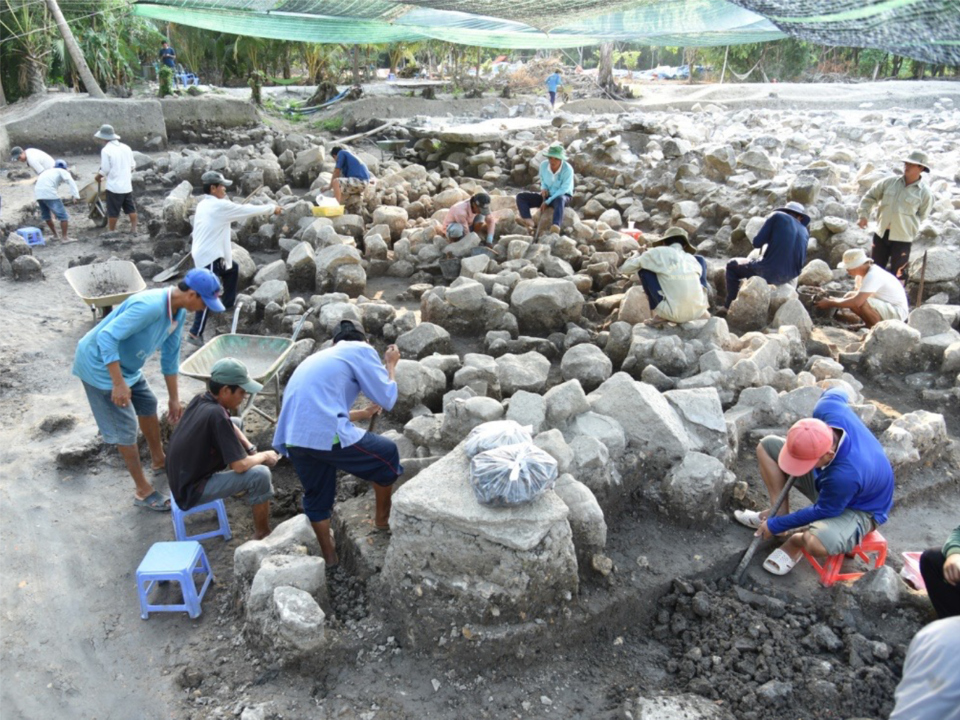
[546,144,566,160]
[210,358,262,393]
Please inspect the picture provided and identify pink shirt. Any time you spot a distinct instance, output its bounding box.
[442,198,497,233]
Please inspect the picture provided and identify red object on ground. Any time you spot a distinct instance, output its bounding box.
[622,229,643,240]
[801,529,888,588]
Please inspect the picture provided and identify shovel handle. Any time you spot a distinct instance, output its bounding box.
[732,475,797,585]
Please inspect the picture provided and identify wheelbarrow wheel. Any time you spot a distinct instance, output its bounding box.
[90,200,109,228]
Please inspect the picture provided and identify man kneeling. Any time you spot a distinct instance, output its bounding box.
[735,388,894,576]
[166,358,279,540]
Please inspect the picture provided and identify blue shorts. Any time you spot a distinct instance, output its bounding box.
[286,433,403,522]
[81,378,158,446]
[38,198,68,222]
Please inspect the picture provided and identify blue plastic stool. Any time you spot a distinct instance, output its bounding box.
[136,541,214,619]
[16,227,45,247]
[170,493,232,542]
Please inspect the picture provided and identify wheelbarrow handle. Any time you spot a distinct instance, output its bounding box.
[290,305,317,343]
[231,302,244,334]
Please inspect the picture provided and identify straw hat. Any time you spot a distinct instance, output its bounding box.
[900,150,930,172]
[837,248,871,270]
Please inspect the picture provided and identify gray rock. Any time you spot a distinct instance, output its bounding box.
[727,275,771,331]
[397,322,453,360]
[332,263,366,297]
[560,343,613,392]
[543,379,590,427]
[251,279,289,307]
[3,233,32,263]
[371,206,408,242]
[510,278,583,332]
[248,554,326,611]
[286,241,317,291]
[566,412,627,459]
[588,373,691,462]
[505,390,546,434]
[234,514,321,582]
[11,255,42,281]
[908,247,960,283]
[861,321,922,375]
[394,360,447,418]
[162,180,195,235]
[788,175,821,205]
[772,298,813,340]
[853,566,904,610]
[533,429,574,475]
[880,410,948,468]
[254,258,289,286]
[271,586,326,652]
[441,395,505,447]
[661,452,735,523]
[554,473,606,564]
[496,352,551,396]
[232,243,257,287]
[798,259,832,286]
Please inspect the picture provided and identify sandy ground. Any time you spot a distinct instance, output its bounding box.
[2,80,959,720]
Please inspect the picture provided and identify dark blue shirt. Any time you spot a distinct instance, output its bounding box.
[767,389,895,535]
[159,46,176,68]
[752,211,808,284]
[335,150,369,181]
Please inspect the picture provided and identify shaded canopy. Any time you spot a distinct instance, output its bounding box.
[133,0,960,63]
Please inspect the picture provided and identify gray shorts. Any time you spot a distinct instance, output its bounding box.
[197,465,274,506]
[81,377,157,446]
[760,435,876,555]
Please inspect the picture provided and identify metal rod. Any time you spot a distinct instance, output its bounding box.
[732,475,797,585]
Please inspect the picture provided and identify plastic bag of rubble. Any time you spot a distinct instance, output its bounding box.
[464,420,534,458]
[469,442,558,507]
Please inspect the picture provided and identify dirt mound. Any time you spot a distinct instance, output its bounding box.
[654,577,923,720]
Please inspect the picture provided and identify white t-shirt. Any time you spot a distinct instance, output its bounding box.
[99,140,135,194]
[857,264,909,320]
[25,148,55,175]
[34,168,79,201]
[191,196,277,270]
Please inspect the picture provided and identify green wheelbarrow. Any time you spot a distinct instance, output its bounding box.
[178,304,316,424]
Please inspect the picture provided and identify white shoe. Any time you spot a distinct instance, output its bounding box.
[734,509,763,529]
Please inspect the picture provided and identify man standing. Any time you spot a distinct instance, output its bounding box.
[34,160,79,243]
[93,124,137,233]
[734,387,895,576]
[158,41,177,71]
[166,358,279,540]
[10,146,54,175]
[273,321,402,567]
[516,144,574,236]
[72,269,224,512]
[636,227,709,326]
[325,146,371,207]
[725,201,809,307]
[858,150,934,282]
[187,171,282,346]
[815,248,909,327]
[440,192,497,249]
[545,69,562,109]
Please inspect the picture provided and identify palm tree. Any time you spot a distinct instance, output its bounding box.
[45,0,105,96]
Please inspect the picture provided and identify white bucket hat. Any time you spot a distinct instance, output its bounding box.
[838,248,871,270]
[93,124,120,141]
[900,150,930,173]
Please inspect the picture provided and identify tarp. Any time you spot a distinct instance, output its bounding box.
[133,0,960,63]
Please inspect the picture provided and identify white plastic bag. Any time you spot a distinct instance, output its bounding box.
[469,442,558,507]
[464,420,534,458]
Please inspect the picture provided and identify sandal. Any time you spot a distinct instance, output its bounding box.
[734,509,764,529]
[134,490,171,512]
[762,548,800,576]
[185,333,204,347]
[151,465,166,476]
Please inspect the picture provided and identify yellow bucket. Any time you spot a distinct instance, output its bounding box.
[312,204,344,217]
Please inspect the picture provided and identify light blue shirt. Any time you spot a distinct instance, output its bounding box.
[539,159,575,204]
[272,341,397,453]
[546,73,562,92]
[73,288,185,390]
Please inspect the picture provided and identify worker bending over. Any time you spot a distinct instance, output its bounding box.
[816,248,909,327]
[636,227,709,326]
[35,160,79,243]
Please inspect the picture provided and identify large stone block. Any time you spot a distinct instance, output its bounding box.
[510,278,583,332]
[234,514,321,583]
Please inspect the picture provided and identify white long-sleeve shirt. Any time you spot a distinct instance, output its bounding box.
[99,140,135,194]
[638,244,708,323]
[25,148,55,175]
[34,168,80,201]
[191,196,277,270]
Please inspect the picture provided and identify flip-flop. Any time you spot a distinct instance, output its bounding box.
[185,333,204,347]
[150,465,166,476]
[134,490,171,512]
[762,548,800,576]
[734,509,764,529]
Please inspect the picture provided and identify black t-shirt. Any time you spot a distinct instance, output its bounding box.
[166,393,246,510]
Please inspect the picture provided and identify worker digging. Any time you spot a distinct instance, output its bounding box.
[1,7,958,718]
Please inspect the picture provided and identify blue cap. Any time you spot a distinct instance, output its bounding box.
[183,268,225,312]
[54,159,68,170]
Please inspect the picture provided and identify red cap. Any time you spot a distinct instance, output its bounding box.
[778,418,834,476]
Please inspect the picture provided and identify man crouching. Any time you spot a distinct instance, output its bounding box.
[166,358,279,539]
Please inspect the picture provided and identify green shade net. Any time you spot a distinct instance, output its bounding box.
[133,0,960,62]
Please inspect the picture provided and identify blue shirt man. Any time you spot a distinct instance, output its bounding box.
[517,144,575,232]
[273,321,402,567]
[545,70,562,108]
[725,202,809,307]
[741,388,895,577]
[159,42,176,69]
[327,146,371,207]
[73,269,223,512]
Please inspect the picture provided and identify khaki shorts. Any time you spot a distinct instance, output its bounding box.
[867,296,907,322]
[760,436,876,555]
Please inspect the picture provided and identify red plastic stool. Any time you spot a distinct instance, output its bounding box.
[801,529,887,587]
